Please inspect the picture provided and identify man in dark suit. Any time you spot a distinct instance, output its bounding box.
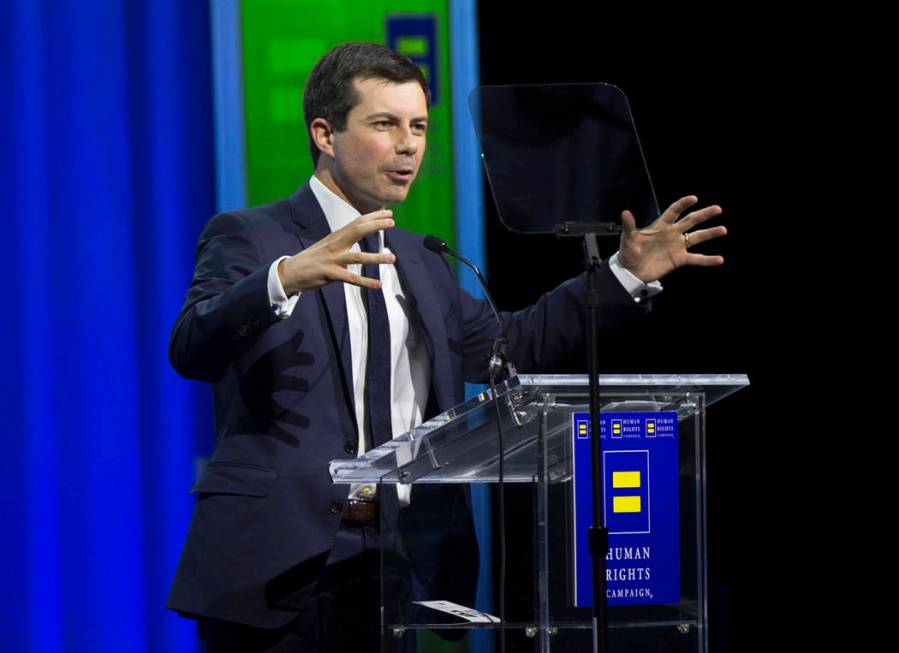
[167,43,726,652]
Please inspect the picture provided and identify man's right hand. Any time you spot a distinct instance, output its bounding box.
[277,209,396,295]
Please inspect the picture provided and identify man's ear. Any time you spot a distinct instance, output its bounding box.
[310,117,335,160]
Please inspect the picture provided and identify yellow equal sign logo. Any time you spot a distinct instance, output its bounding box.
[646,419,656,437]
[611,420,622,438]
[577,420,589,439]
[612,471,642,513]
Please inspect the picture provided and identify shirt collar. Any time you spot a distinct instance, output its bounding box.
[309,175,385,250]
[309,175,360,232]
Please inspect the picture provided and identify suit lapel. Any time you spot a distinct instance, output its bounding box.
[287,183,457,423]
[387,232,456,413]
[289,185,357,431]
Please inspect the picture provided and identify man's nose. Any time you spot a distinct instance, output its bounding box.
[395,128,418,155]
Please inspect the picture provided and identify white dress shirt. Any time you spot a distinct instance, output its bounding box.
[268,176,429,503]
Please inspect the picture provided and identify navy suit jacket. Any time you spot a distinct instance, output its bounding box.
[166,183,647,628]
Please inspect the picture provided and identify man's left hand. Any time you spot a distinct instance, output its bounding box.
[617,195,727,283]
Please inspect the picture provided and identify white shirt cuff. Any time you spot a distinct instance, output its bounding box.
[609,252,663,304]
[268,256,300,319]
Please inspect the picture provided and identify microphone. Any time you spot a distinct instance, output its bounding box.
[423,235,515,381]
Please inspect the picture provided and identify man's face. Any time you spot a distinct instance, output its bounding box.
[328,77,428,213]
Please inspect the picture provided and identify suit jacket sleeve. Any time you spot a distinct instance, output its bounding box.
[169,211,279,383]
[458,264,649,383]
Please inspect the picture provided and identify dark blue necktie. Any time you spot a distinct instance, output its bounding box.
[359,234,393,449]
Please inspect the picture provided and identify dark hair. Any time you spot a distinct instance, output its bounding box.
[303,42,430,167]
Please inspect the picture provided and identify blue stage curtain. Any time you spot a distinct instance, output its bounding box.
[0,2,215,651]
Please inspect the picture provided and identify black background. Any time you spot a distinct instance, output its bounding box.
[476,13,759,652]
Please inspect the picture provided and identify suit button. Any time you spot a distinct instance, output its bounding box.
[344,441,358,454]
[329,501,343,515]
